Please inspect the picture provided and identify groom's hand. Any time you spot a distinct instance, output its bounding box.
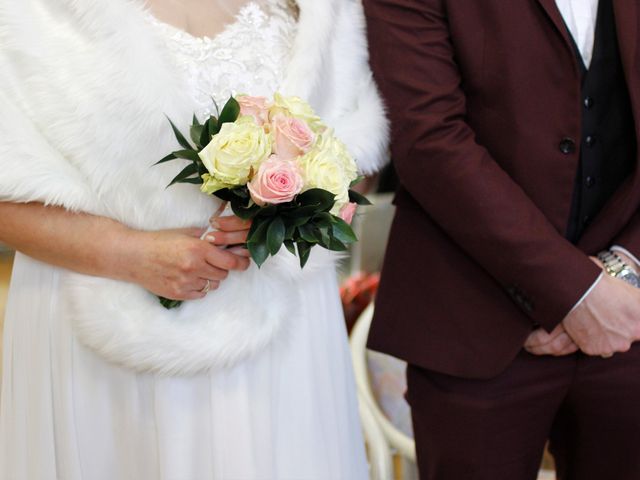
[561,258,640,357]
[524,323,579,356]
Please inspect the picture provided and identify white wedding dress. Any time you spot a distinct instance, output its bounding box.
[0,2,368,479]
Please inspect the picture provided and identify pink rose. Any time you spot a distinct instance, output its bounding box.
[339,202,358,224]
[248,156,304,206]
[271,115,316,160]
[238,95,270,125]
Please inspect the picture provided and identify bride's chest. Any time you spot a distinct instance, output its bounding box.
[148,1,298,118]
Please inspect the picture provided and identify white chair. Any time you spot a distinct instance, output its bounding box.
[351,303,417,480]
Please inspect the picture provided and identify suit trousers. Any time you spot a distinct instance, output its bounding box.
[406,345,640,480]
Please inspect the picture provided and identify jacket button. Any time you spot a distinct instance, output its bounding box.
[585,176,596,188]
[559,137,576,154]
[584,96,594,109]
[585,135,596,147]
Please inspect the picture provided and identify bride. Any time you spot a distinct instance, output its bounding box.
[0,0,388,478]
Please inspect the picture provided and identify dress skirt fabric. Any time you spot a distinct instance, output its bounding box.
[0,253,368,480]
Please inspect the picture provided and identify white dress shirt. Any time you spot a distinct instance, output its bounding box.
[555,0,599,67]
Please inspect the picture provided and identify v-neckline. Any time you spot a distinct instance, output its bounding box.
[144,2,257,43]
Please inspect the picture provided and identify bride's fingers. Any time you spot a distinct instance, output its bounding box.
[205,230,249,246]
[227,246,251,258]
[210,215,251,232]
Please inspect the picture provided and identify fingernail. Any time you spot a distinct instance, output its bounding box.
[205,235,216,242]
[210,219,220,229]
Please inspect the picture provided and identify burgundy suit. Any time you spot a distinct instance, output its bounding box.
[363,0,640,478]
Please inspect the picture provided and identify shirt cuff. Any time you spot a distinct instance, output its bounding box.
[569,271,604,313]
[611,245,640,269]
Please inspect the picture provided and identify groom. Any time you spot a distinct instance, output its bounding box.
[363,0,640,479]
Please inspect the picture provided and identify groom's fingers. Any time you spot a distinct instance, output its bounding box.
[526,332,578,356]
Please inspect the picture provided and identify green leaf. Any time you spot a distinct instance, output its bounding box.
[297,224,318,244]
[173,149,201,162]
[256,205,278,217]
[247,218,271,267]
[266,217,285,255]
[158,296,182,309]
[296,188,336,210]
[284,240,296,255]
[317,226,331,248]
[297,241,312,268]
[213,188,235,202]
[287,215,313,227]
[168,163,199,187]
[180,177,203,185]
[312,212,334,228]
[219,97,241,125]
[350,176,365,188]
[328,237,348,252]
[200,118,213,147]
[192,114,201,127]
[248,241,269,268]
[332,217,358,244]
[166,116,194,151]
[230,201,260,220]
[208,116,220,137]
[282,205,321,219]
[348,189,372,206]
[153,152,177,166]
[190,125,204,148]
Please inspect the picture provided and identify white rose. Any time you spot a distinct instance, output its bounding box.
[198,116,272,192]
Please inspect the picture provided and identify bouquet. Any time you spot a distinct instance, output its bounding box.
[155,94,370,308]
[157,93,370,272]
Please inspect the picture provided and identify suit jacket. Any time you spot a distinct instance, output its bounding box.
[363,0,640,378]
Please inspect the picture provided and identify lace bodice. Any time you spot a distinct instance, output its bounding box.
[148,1,297,118]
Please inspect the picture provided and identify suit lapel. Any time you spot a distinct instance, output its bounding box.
[534,0,577,56]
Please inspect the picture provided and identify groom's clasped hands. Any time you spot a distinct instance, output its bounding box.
[525,255,640,358]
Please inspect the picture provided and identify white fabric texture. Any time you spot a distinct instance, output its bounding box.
[0,0,382,477]
[555,0,599,67]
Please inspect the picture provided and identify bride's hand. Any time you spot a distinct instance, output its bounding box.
[127,227,251,301]
[205,215,252,253]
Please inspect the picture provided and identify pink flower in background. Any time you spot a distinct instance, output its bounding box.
[238,95,270,125]
[272,115,316,160]
[339,202,358,224]
[248,155,304,206]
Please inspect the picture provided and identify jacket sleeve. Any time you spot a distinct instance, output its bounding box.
[613,212,640,260]
[362,0,601,331]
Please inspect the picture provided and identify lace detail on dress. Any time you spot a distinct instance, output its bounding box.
[147,1,297,119]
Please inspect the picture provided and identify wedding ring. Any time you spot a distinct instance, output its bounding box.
[200,279,211,294]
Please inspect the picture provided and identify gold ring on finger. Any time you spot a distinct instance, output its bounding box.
[200,279,211,294]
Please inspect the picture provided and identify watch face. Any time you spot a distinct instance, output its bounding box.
[620,272,640,288]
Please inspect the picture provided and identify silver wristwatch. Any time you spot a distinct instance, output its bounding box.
[597,250,640,288]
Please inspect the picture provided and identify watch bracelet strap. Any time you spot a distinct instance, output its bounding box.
[597,250,632,277]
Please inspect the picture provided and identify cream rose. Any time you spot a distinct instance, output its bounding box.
[269,93,325,133]
[237,95,270,126]
[271,115,316,160]
[299,133,357,212]
[198,116,272,192]
[248,155,304,206]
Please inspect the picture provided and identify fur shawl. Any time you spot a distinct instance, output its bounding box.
[0,0,388,375]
